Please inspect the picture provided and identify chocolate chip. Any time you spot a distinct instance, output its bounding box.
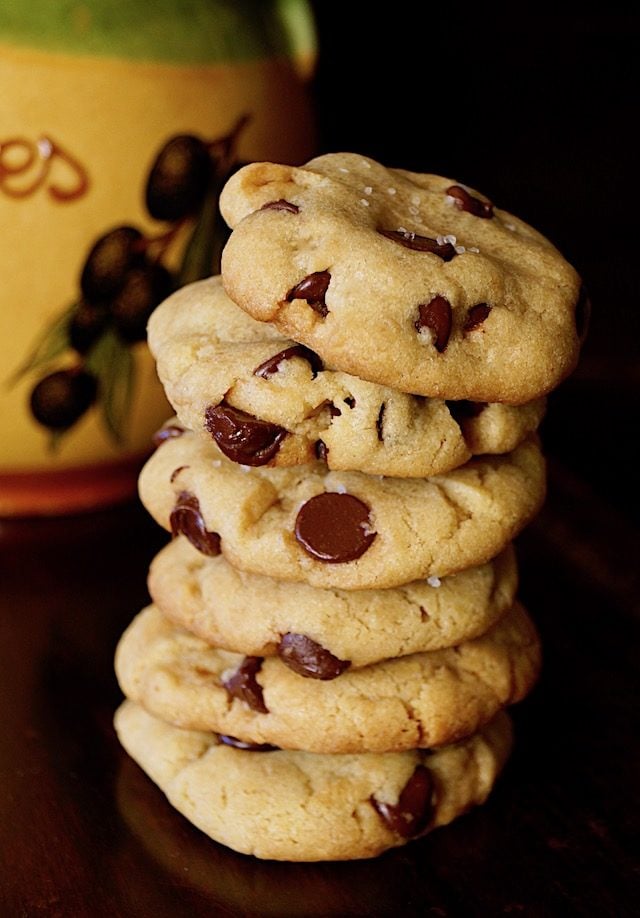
[575,285,591,341]
[253,344,324,379]
[152,423,185,447]
[446,184,494,219]
[217,734,278,751]
[278,633,350,680]
[344,396,356,409]
[378,229,457,261]
[259,199,299,214]
[371,765,434,838]
[223,656,268,713]
[446,400,487,423]
[329,402,342,418]
[376,403,386,442]
[204,401,287,466]
[415,297,452,352]
[295,492,377,563]
[315,439,328,462]
[286,271,331,317]
[170,491,221,556]
[464,303,492,333]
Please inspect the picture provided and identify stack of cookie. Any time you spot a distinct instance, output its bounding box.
[114,154,585,861]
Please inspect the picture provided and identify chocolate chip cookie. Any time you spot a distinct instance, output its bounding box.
[149,537,518,669]
[220,153,583,404]
[148,275,545,476]
[114,603,539,753]
[139,427,545,590]
[115,700,512,861]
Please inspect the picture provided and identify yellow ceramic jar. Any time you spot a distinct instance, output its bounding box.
[0,0,315,515]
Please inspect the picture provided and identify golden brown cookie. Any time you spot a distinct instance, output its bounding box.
[148,276,545,476]
[149,537,518,670]
[220,153,584,404]
[114,603,540,753]
[115,701,513,861]
[139,427,545,590]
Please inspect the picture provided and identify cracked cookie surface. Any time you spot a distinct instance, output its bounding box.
[139,427,545,590]
[148,276,545,477]
[115,701,512,861]
[114,603,539,754]
[149,537,518,668]
[220,153,582,404]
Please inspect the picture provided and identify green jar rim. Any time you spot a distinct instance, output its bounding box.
[0,0,316,66]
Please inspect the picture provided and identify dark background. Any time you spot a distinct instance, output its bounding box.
[310,6,639,522]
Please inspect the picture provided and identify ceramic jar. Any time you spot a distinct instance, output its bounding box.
[0,0,315,514]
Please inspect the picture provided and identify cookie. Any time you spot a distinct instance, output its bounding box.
[148,275,545,477]
[219,153,584,404]
[114,603,539,753]
[115,700,513,861]
[149,537,518,670]
[139,427,545,590]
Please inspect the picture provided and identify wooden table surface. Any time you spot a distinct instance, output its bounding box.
[1,380,638,916]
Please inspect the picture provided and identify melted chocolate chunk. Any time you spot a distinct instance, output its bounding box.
[254,345,323,379]
[295,492,377,563]
[217,734,278,751]
[278,633,350,680]
[371,765,434,838]
[259,199,299,214]
[286,271,331,317]
[446,184,494,219]
[378,229,457,261]
[575,285,591,341]
[464,303,492,332]
[223,656,268,713]
[329,402,342,418]
[204,401,287,466]
[315,439,328,462]
[170,491,221,556]
[446,400,487,423]
[415,297,452,352]
[152,423,185,448]
[376,403,386,442]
